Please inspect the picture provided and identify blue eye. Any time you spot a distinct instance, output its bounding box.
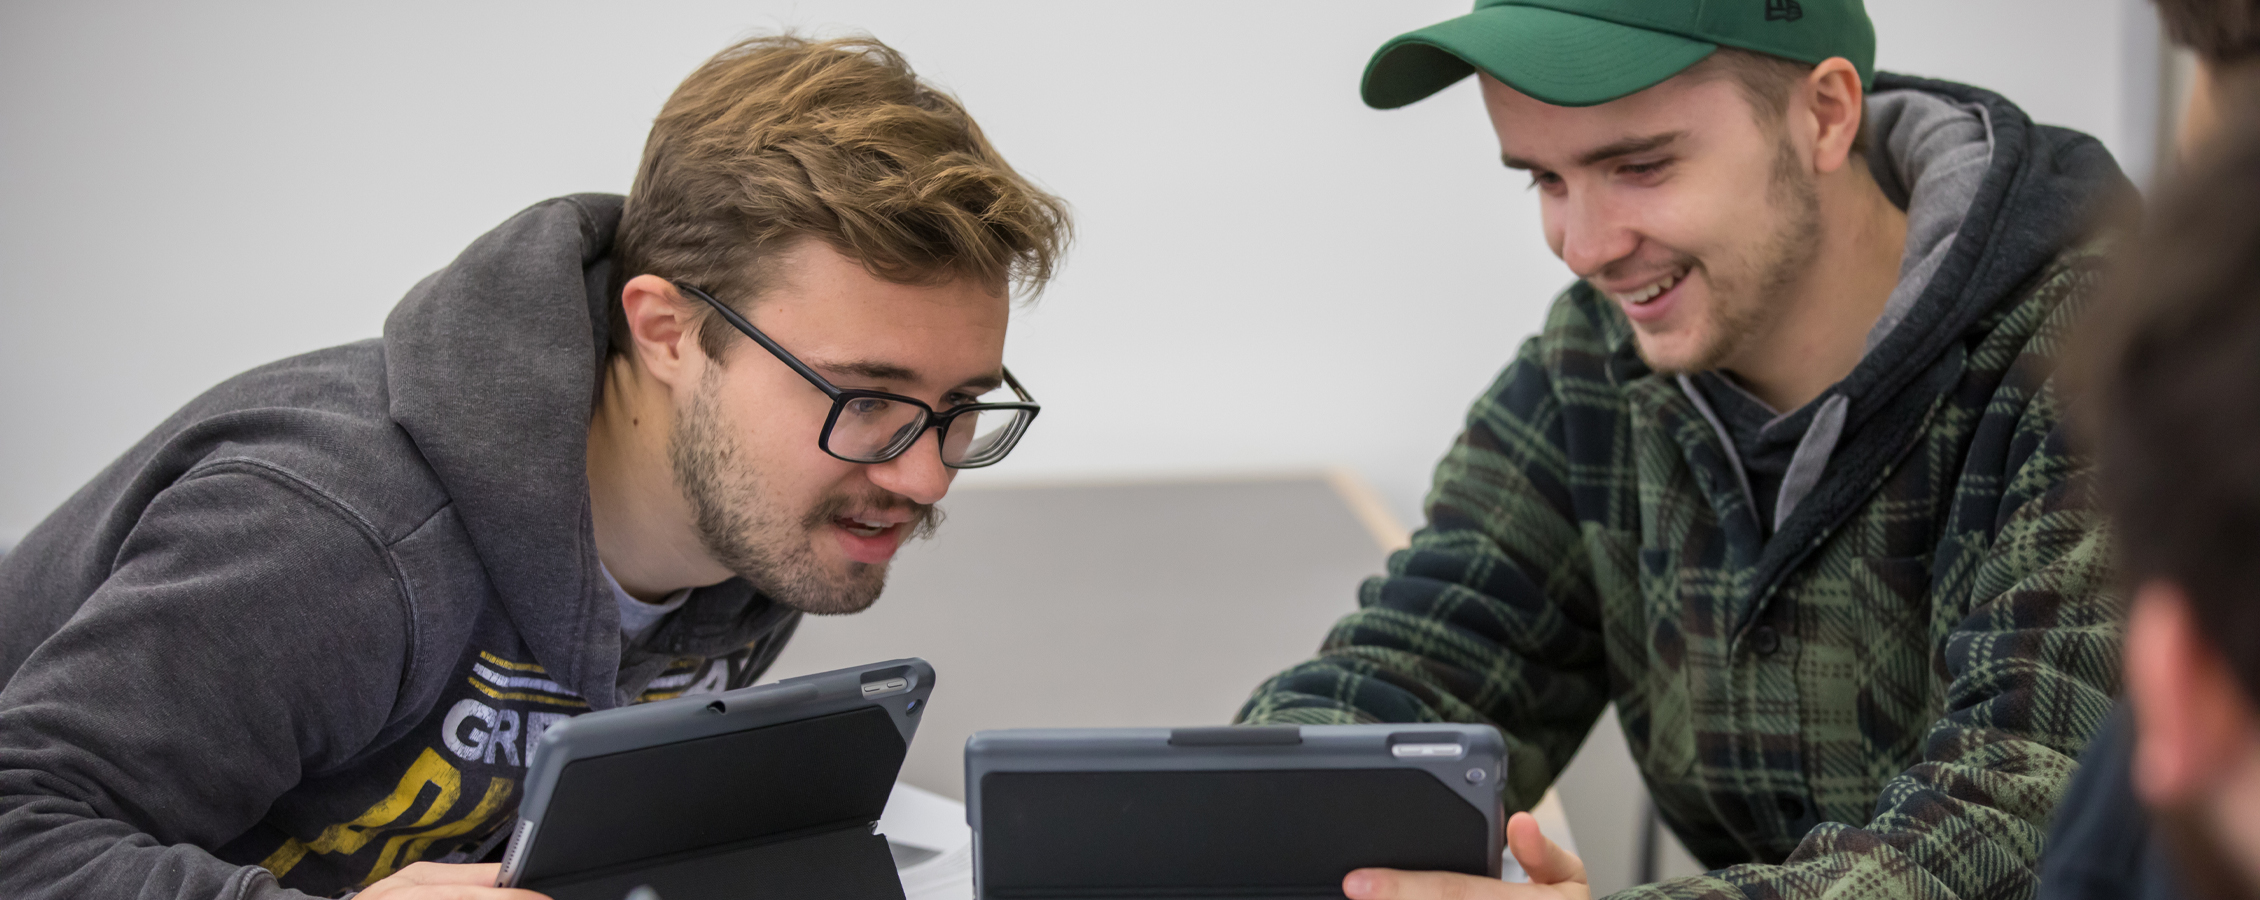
[845,397,893,417]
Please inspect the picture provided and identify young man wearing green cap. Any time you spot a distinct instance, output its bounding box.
[1241,2,2128,899]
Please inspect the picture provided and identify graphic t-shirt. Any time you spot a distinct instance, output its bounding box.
[228,586,783,894]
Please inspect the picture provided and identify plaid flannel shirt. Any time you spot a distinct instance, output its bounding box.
[1241,246,2122,900]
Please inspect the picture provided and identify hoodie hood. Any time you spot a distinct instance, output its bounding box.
[383,193,736,709]
[1731,72,2127,613]
[1827,73,2128,431]
[1671,74,2128,540]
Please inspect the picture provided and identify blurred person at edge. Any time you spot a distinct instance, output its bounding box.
[1238,1,2132,899]
[2037,4,2260,900]
[0,34,1069,900]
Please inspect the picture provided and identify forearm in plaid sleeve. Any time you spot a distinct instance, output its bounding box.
[1239,337,1612,814]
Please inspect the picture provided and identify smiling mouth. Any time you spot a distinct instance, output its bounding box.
[1607,267,1689,306]
[837,514,898,538]
[805,493,942,546]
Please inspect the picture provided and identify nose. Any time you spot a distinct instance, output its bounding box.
[864,426,953,506]
[1551,190,1638,280]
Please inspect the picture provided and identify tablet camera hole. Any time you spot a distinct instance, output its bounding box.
[905,698,921,714]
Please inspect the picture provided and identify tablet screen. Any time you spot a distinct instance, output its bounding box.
[522,704,905,882]
[978,768,1489,897]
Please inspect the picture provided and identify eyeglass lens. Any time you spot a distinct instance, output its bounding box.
[943,380,1034,466]
[829,396,930,463]
[942,405,1032,467]
[826,381,1032,467]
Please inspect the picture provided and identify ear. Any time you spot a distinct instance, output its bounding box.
[1800,57,1866,175]
[617,274,707,390]
[2127,579,2256,807]
[2178,57,2223,160]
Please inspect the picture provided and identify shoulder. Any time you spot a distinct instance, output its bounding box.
[2,340,475,672]
[155,340,453,545]
[1472,281,1636,411]
[1963,236,2114,394]
[2015,236,2114,333]
[163,342,497,676]
[1535,280,1630,362]
[3,467,424,789]
[1446,283,1647,477]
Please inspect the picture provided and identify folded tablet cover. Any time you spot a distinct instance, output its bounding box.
[965,725,1506,900]
[505,660,933,900]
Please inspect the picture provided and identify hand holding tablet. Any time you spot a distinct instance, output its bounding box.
[1343,811,1589,900]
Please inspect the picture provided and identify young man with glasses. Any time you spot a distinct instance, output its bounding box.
[1240,2,2126,899]
[0,34,1066,900]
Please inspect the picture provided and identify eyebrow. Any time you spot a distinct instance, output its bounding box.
[817,360,919,383]
[1501,131,1687,171]
[953,372,1006,395]
[814,359,1005,396]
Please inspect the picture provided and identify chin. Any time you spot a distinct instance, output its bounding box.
[1631,332,1717,376]
[769,566,889,616]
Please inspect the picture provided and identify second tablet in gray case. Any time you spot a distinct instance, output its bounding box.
[501,658,935,900]
[965,724,1507,900]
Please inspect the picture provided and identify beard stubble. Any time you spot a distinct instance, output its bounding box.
[1638,137,1825,376]
[667,368,941,616]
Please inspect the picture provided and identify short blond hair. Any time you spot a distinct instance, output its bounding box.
[610,34,1072,359]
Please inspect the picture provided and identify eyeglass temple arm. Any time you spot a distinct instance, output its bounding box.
[1000,367,1036,403]
[671,281,843,396]
[678,279,1037,409]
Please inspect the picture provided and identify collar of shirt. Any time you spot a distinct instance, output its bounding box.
[599,562,693,645]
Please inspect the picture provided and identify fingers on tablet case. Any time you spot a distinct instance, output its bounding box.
[964,724,1508,900]
[501,659,934,900]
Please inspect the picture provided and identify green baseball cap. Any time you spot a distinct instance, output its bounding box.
[1362,0,1875,109]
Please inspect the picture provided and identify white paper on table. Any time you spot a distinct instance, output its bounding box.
[877,782,974,900]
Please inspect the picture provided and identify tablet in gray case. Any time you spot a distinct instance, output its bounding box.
[964,724,1507,900]
[499,658,935,900]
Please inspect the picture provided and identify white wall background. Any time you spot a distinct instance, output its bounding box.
[0,0,2160,545]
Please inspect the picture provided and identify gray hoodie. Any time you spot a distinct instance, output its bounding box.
[0,194,800,898]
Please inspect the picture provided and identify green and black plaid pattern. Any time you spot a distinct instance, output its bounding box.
[1241,249,2122,900]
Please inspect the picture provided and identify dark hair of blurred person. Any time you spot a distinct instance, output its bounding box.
[2037,7,2260,894]
[2158,0,2260,153]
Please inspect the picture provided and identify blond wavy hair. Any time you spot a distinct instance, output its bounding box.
[610,33,1072,359]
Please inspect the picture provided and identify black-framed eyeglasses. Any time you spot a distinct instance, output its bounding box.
[674,280,1041,469]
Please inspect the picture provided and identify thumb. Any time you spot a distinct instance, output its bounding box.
[1507,811,1585,886]
[388,862,505,886]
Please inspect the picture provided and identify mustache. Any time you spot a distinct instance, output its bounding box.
[800,492,945,541]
